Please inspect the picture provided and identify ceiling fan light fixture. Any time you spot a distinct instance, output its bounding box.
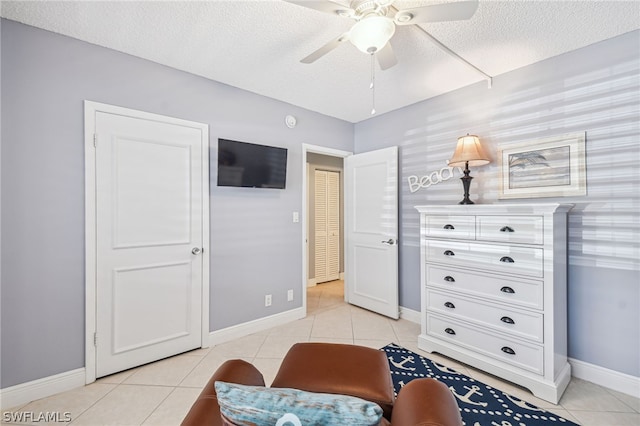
[395,11,413,23]
[335,9,353,18]
[349,16,395,54]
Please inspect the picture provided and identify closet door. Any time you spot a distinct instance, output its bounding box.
[326,171,340,280]
[315,170,340,283]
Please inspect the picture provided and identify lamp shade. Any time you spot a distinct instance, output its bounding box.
[350,16,395,54]
[448,134,491,167]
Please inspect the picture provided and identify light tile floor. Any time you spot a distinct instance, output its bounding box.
[3,280,639,425]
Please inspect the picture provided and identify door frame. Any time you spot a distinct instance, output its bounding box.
[83,101,210,383]
[301,144,351,315]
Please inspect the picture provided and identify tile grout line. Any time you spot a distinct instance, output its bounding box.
[139,386,179,426]
[68,380,121,425]
[602,385,640,413]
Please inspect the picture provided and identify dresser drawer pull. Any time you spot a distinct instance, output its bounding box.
[500,226,515,233]
[444,250,455,256]
[443,224,455,230]
[444,302,456,309]
[500,286,516,294]
[499,256,515,263]
[445,328,456,335]
[444,276,456,282]
[500,316,515,324]
[501,346,516,355]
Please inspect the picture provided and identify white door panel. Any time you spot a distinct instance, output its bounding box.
[95,111,204,378]
[352,244,390,299]
[346,147,399,319]
[112,261,192,353]
[112,137,192,248]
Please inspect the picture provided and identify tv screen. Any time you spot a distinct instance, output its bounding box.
[217,139,288,189]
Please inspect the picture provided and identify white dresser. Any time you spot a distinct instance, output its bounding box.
[415,204,573,403]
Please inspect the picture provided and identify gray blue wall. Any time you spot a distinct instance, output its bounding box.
[0,20,353,388]
[354,30,640,377]
[2,18,638,390]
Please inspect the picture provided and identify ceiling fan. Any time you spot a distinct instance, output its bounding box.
[286,0,479,70]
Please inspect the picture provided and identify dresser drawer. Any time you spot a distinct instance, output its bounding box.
[426,240,544,278]
[426,266,544,310]
[477,216,544,244]
[424,216,475,240]
[427,314,544,374]
[427,289,544,342]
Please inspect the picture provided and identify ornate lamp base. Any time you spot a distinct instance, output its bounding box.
[459,162,475,205]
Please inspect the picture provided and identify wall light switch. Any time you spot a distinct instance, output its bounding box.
[287,289,294,301]
[293,211,299,223]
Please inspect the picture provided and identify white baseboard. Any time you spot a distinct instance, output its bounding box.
[307,278,317,288]
[0,368,85,410]
[1,307,303,410]
[399,306,421,324]
[569,357,640,398]
[2,329,637,410]
[209,307,305,346]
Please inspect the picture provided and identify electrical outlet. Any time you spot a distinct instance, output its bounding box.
[265,294,272,307]
[292,211,299,223]
[287,289,294,301]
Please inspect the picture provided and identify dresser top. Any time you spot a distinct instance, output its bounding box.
[415,203,573,215]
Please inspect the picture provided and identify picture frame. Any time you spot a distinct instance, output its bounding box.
[498,132,586,199]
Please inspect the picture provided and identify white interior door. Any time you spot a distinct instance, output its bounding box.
[315,170,340,283]
[345,147,399,319]
[94,111,205,378]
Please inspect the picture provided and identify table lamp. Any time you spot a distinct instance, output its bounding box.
[448,134,490,204]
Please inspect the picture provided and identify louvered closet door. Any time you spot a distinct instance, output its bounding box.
[326,171,340,279]
[315,170,340,283]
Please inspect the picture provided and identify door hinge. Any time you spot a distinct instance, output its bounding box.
[93,134,97,147]
[93,332,97,347]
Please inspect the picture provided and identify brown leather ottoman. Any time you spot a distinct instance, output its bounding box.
[270,342,395,421]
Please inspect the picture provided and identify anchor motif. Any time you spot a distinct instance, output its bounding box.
[504,393,544,412]
[388,355,416,371]
[449,385,489,407]
[398,380,406,388]
[432,362,459,375]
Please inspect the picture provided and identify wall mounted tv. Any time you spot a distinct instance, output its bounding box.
[217,139,288,189]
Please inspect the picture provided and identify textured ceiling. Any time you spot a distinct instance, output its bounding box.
[2,0,639,123]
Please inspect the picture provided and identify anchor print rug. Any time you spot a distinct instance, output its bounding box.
[382,343,578,426]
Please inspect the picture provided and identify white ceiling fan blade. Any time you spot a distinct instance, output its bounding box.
[301,33,350,64]
[285,1,354,18]
[376,43,398,70]
[394,0,478,25]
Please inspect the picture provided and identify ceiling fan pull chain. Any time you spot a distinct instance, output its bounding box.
[370,52,376,115]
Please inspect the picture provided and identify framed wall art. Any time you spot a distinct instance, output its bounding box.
[499,132,586,199]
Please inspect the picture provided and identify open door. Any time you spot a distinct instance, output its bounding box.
[345,147,399,319]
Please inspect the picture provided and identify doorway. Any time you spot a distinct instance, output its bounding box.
[302,145,351,315]
[84,101,210,383]
[301,145,399,319]
[309,160,344,285]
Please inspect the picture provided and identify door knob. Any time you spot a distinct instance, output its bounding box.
[381,239,396,245]
[192,247,202,255]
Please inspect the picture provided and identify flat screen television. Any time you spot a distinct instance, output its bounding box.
[217,139,288,189]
